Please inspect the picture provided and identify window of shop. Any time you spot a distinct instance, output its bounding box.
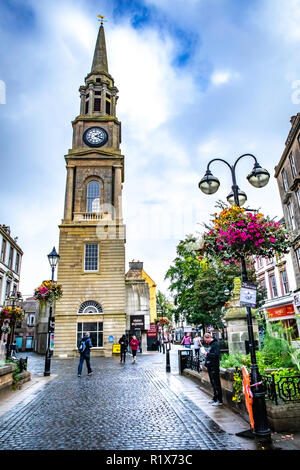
[259,277,268,299]
[287,201,296,230]
[1,239,6,262]
[282,168,289,192]
[77,322,103,348]
[280,270,290,295]
[269,274,278,298]
[289,152,297,178]
[271,319,299,341]
[257,257,264,268]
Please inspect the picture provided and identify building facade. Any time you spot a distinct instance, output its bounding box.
[54,22,126,357]
[125,261,150,353]
[14,296,38,352]
[0,225,23,307]
[254,251,300,345]
[275,114,300,289]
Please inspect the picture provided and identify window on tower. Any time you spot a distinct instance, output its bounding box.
[105,93,111,115]
[86,181,100,213]
[84,244,98,271]
[94,97,101,112]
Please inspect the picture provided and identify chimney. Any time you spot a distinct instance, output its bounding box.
[129,260,143,271]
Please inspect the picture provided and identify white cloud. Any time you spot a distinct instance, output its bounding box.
[259,0,300,43]
[211,70,240,86]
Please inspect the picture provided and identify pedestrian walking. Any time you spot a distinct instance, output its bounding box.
[77,332,93,377]
[181,332,192,349]
[118,334,128,363]
[192,333,201,358]
[129,335,140,364]
[10,340,19,358]
[203,333,223,406]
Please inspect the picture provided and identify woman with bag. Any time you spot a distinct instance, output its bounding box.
[129,335,140,364]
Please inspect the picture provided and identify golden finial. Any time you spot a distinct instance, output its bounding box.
[97,14,107,25]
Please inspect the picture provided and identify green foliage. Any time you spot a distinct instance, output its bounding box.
[220,353,251,369]
[156,290,174,321]
[165,234,262,328]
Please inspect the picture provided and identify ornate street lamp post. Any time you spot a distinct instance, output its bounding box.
[199,153,271,440]
[44,247,60,377]
[5,290,23,360]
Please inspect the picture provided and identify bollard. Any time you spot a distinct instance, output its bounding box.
[166,345,171,373]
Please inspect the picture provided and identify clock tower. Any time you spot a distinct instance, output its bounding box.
[54,21,126,357]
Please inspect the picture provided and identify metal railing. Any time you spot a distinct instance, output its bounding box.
[262,373,300,405]
[185,354,203,373]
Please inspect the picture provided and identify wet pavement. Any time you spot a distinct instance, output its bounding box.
[0,346,298,452]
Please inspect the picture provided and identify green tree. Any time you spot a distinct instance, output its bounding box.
[165,234,262,329]
[156,290,174,321]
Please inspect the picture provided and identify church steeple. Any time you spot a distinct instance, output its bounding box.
[91,23,108,74]
[78,20,118,119]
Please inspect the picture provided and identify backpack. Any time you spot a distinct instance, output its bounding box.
[78,339,86,354]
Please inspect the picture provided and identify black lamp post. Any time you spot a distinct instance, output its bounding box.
[44,247,60,377]
[5,290,23,360]
[199,153,271,440]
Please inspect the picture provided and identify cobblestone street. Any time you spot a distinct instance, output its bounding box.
[0,347,262,451]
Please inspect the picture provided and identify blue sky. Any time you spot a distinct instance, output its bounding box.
[1,0,300,297]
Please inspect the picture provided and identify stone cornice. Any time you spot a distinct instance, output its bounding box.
[65,148,124,159]
[0,226,23,255]
[72,115,121,125]
[275,113,300,177]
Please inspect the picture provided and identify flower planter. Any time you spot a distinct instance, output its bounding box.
[200,206,290,263]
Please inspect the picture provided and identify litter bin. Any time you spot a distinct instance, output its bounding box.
[178,348,192,374]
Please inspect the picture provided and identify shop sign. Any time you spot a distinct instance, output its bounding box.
[147,323,157,337]
[130,315,144,330]
[267,304,295,319]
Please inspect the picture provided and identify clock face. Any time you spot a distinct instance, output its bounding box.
[83,127,108,147]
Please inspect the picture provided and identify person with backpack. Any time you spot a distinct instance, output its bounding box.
[77,332,93,377]
[118,334,128,363]
[129,335,140,364]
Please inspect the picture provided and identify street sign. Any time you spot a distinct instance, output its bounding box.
[108,335,114,343]
[50,333,55,351]
[240,282,257,308]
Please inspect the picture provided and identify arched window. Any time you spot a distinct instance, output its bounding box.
[86,181,100,213]
[78,300,103,314]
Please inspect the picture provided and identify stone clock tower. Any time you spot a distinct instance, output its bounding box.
[54,22,126,357]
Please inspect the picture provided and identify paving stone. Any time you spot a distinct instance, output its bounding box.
[0,350,246,450]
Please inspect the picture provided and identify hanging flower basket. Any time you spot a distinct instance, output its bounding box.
[0,306,24,322]
[34,280,63,303]
[158,317,170,325]
[200,206,290,263]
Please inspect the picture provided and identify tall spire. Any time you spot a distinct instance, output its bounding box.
[91,21,108,74]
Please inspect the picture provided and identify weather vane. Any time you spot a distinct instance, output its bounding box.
[97,14,107,25]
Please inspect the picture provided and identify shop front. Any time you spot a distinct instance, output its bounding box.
[266,303,300,344]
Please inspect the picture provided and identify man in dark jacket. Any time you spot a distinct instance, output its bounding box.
[78,332,93,377]
[203,333,223,406]
[119,334,128,363]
